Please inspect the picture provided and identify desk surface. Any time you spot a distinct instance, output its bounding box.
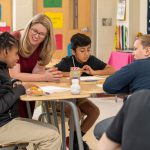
[20,76,106,101]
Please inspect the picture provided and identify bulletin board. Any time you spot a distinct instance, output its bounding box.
[0,0,12,27]
[36,0,67,59]
[36,0,92,59]
[44,0,62,8]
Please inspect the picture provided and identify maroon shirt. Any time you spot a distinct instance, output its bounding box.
[12,31,42,73]
[11,31,43,118]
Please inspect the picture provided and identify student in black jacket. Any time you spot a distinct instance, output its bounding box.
[0,32,61,150]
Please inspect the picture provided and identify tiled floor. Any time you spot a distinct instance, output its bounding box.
[33,97,123,150]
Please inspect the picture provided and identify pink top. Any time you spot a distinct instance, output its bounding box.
[108,51,134,70]
[12,31,43,73]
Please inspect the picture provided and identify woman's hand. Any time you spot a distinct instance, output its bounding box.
[44,67,63,81]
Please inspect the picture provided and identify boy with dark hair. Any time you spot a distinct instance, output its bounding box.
[56,33,115,77]
[55,33,115,150]
[0,32,61,150]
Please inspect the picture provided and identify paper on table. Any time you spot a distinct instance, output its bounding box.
[40,86,70,94]
[96,84,103,88]
[80,76,105,82]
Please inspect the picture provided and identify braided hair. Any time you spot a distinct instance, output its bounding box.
[0,32,18,51]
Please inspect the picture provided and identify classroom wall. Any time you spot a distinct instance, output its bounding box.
[140,0,147,34]
[128,0,140,47]
[12,0,33,30]
[96,0,147,62]
[0,1,147,61]
[35,0,92,59]
[0,0,12,26]
[96,0,116,62]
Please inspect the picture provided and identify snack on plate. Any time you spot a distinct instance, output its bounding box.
[26,86,44,96]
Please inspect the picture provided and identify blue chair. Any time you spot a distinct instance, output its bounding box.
[67,43,72,56]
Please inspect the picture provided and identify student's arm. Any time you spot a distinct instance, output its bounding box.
[83,56,115,75]
[82,65,115,76]
[32,63,46,73]
[96,133,121,150]
[93,64,116,75]
[9,63,62,82]
[0,85,25,113]
[103,63,136,94]
[54,57,71,77]
[101,65,116,75]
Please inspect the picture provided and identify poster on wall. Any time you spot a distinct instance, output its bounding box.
[117,0,126,21]
[44,0,62,8]
[45,12,63,29]
[0,26,11,33]
[0,5,1,20]
[147,0,150,33]
[55,34,63,50]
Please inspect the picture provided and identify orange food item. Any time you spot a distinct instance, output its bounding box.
[27,86,44,96]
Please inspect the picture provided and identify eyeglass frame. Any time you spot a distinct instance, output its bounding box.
[30,28,47,38]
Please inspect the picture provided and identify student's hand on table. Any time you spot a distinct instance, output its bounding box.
[82,65,95,75]
[78,67,84,75]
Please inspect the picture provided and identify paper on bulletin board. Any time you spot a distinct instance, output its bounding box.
[55,34,63,50]
[44,0,62,8]
[117,0,126,20]
[0,22,6,27]
[45,12,63,29]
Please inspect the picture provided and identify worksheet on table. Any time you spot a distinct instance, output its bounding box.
[40,86,70,93]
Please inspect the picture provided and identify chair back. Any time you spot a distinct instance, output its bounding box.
[67,43,72,56]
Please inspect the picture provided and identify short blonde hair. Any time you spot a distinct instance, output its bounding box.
[20,13,56,66]
[137,34,150,48]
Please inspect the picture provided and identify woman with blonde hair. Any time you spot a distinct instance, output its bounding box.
[10,13,62,117]
[10,13,62,81]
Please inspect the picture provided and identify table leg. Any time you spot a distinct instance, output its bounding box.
[51,101,59,129]
[69,108,74,150]
[60,102,66,150]
[59,100,84,150]
[26,102,32,119]
[43,101,51,124]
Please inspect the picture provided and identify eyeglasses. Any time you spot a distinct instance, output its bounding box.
[30,28,47,38]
